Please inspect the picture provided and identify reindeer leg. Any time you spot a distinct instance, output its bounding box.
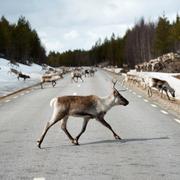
[147,87,150,96]
[160,89,163,98]
[52,81,56,87]
[97,117,121,140]
[165,90,170,100]
[37,111,65,149]
[148,87,152,97]
[60,116,75,144]
[40,82,43,89]
[74,118,90,145]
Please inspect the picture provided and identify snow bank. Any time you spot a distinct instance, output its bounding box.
[129,70,180,100]
[103,67,122,74]
[0,58,44,96]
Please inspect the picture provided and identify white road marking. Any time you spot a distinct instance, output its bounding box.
[133,92,136,95]
[33,178,45,180]
[5,99,11,103]
[151,104,157,108]
[13,96,18,99]
[138,95,142,98]
[20,93,25,96]
[144,99,149,102]
[160,110,168,115]
[174,119,180,124]
[77,84,81,87]
[73,92,77,95]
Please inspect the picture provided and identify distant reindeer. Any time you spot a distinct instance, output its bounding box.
[40,74,60,89]
[37,80,129,148]
[8,68,21,76]
[84,69,90,77]
[89,69,95,77]
[147,78,175,100]
[17,73,30,81]
[71,71,84,82]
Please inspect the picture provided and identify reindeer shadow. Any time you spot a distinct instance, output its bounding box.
[40,136,169,150]
[80,136,169,146]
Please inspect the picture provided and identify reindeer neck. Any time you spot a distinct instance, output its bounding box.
[101,93,116,111]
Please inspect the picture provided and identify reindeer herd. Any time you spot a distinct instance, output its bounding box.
[5,62,97,89]
[71,67,96,83]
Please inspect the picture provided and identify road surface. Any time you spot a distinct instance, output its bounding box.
[0,69,180,180]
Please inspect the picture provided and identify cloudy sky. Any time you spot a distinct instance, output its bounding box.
[0,0,179,53]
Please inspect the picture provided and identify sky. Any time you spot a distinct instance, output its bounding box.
[0,0,179,54]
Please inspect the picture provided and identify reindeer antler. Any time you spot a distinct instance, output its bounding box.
[112,79,118,88]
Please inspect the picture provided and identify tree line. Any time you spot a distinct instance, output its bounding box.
[48,14,180,68]
[0,16,46,65]
[0,14,179,67]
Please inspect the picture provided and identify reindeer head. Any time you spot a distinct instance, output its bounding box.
[112,80,129,106]
[169,88,175,98]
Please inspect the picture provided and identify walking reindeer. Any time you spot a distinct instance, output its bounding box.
[37,80,129,148]
[71,71,84,83]
[147,78,175,100]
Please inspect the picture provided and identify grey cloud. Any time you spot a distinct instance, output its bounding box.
[0,0,179,52]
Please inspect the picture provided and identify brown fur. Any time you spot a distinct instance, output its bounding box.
[57,95,98,117]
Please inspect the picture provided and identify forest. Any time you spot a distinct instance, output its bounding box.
[0,14,180,67]
[0,16,46,65]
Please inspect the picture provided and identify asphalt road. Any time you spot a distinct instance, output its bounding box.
[0,69,180,180]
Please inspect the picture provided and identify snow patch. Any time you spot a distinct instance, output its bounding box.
[0,58,44,96]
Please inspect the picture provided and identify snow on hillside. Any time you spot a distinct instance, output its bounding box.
[0,58,44,96]
[103,67,122,73]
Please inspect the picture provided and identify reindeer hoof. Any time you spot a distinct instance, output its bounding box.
[114,135,121,140]
[37,140,41,149]
[72,139,79,145]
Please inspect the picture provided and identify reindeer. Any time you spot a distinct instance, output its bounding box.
[84,69,90,77]
[37,80,129,148]
[89,69,95,77]
[8,68,21,76]
[17,73,30,81]
[71,71,84,82]
[40,74,60,89]
[147,78,175,100]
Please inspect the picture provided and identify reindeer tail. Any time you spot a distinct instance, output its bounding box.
[50,98,57,107]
